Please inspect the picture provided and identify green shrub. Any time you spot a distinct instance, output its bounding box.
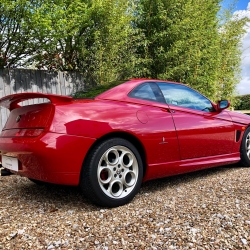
[73,80,124,98]
[235,95,250,110]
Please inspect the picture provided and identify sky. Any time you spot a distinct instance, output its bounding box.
[222,0,250,95]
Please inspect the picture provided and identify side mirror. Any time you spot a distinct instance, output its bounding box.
[217,100,230,111]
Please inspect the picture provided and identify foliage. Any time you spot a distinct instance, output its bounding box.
[0,0,40,68]
[234,95,250,110]
[133,0,222,99]
[0,0,249,101]
[25,0,140,85]
[73,80,124,98]
[133,0,248,101]
[216,7,249,104]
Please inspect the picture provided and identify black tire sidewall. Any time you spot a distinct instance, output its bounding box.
[240,127,250,167]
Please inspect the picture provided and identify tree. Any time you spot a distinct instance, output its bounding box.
[0,0,44,68]
[216,8,249,103]
[235,94,250,110]
[133,0,248,100]
[26,0,140,85]
[1,0,140,85]
[1,0,248,99]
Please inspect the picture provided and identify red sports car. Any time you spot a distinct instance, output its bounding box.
[0,79,249,207]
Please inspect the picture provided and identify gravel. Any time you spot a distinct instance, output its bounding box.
[0,165,250,249]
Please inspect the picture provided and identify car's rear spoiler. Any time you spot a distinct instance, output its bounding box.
[0,93,72,111]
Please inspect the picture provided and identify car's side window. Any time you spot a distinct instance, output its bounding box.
[129,82,165,103]
[157,82,215,112]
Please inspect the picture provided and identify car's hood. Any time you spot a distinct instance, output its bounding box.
[227,110,250,125]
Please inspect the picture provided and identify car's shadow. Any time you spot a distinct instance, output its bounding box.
[14,180,98,211]
[140,164,238,193]
[7,164,243,211]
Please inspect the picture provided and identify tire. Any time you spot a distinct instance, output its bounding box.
[80,138,143,207]
[240,127,250,167]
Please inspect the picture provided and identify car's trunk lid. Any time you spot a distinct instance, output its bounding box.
[3,104,53,130]
[0,93,72,137]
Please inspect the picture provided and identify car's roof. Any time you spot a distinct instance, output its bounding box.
[95,79,181,102]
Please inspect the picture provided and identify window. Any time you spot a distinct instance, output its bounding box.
[129,82,165,103]
[157,82,214,112]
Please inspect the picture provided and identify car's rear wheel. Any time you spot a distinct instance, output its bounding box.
[240,127,250,167]
[80,138,143,207]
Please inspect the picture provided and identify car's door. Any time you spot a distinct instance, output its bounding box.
[157,82,235,160]
[128,82,180,164]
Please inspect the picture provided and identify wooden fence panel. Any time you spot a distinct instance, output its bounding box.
[0,69,86,131]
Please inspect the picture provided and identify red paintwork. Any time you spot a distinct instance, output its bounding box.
[0,92,72,111]
[0,79,249,185]
[169,107,235,159]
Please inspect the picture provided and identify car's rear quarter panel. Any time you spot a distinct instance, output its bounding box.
[51,99,180,179]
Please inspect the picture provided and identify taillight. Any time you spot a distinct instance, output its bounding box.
[0,128,44,138]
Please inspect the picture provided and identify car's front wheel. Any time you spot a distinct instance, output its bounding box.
[80,138,143,207]
[240,127,250,167]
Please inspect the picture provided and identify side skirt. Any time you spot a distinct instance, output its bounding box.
[143,153,240,182]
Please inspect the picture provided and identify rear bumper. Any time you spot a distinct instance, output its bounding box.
[0,132,96,185]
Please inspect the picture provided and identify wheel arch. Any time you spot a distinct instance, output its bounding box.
[240,124,250,144]
[80,131,147,181]
[240,125,250,167]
